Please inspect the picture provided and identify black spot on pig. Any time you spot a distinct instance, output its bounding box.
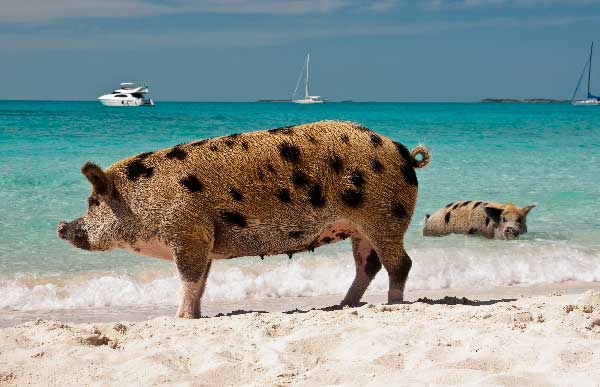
[391,201,407,219]
[365,250,382,280]
[257,168,264,181]
[393,141,412,165]
[445,202,454,209]
[292,169,310,187]
[468,227,477,234]
[329,155,344,174]
[126,160,154,181]
[445,212,451,224]
[340,134,350,144]
[473,201,482,209]
[228,187,244,202]
[221,211,247,227]
[336,232,349,240]
[137,151,153,160]
[485,217,491,226]
[224,139,236,148]
[180,175,203,193]
[288,231,304,239]
[307,135,317,143]
[266,163,277,174]
[209,144,218,152]
[321,236,333,244]
[452,203,461,210]
[461,201,472,207]
[349,170,365,188]
[370,159,384,173]
[191,139,208,146]
[278,142,301,163]
[308,184,326,208]
[166,146,186,160]
[241,141,249,151]
[341,188,364,208]
[268,125,294,135]
[276,188,292,203]
[370,134,383,147]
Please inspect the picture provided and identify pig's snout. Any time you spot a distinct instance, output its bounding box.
[504,227,520,240]
[57,220,67,239]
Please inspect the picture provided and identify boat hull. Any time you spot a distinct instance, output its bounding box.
[572,99,600,106]
[98,97,154,107]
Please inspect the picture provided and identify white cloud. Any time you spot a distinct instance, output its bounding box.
[421,0,600,10]
[0,0,350,23]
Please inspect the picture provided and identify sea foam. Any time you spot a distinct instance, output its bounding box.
[1,240,599,311]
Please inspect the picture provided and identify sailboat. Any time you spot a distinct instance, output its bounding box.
[572,42,600,106]
[292,54,326,104]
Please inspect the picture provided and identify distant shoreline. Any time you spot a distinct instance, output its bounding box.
[480,98,568,103]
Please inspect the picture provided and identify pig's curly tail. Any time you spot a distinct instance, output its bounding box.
[410,145,431,169]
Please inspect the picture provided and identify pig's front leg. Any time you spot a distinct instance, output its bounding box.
[170,238,211,319]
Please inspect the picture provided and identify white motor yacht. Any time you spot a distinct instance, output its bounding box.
[98,83,155,107]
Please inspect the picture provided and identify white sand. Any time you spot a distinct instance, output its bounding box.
[1,282,600,386]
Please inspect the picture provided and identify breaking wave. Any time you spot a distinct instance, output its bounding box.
[2,239,599,311]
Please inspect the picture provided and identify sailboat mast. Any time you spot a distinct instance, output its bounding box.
[305,54,310,98]
[588,42,594,97]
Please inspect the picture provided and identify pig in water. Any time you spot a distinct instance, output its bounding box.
[58,120,431,318]
[423,201,536,240]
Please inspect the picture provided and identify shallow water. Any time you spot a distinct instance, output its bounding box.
[1,101,599,310]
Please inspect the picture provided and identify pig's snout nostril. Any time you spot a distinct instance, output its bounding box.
[57,221,67,238]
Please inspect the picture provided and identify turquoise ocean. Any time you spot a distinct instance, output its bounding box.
[1,101,599,311]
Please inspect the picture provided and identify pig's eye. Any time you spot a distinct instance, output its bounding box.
[88,197,100,207]
[516,218,522,224]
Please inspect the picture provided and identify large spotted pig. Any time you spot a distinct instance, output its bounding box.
[57,120,430,318]
[423,201,536,240]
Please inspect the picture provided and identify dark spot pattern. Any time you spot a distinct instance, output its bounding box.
[308,184,326,208]
[349,170,365,188]
[288,231,304,239]
[370,158,384,173]
[340,188,364,208]
[468,227,477,234]
[306,240,319,253]
[137,151,153,160]
[221,211,247,227]
[473,201,482,209]
[228,187,244,202]
[307,135,317,143]
[365,250,382,279]
[191,139,208,146]
[257,168,264,181]
[227,133,241,138]
[485,217,491,226]
[391,201,407,219]
[166,146,186,160]
[209,144,218,152]
[445,212,451,224]
[88,197,100,207]
[336,232,349,240]
[268,125,294,135]
[224,139,236,148]
[393,141,413,165]
[460,201,472,207]
[180,175,203,193]
[241,141,249,150]
[355,124,371,132]
[266,163,277,174]
[276,188,292,203]
[369,133,383,147]
[452,203,461,210]
[126,160,154,181]
[329,155,344,174]
[278,142,301,163]
[292,169,310,187]
[340,134,350,144]
[321,236,334,244]
[445,202,454,208]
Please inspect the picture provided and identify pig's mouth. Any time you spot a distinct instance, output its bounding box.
[57,220,91,250]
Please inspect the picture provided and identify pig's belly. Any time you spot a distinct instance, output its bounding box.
[124,219,360,261]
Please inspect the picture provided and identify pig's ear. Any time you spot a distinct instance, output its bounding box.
[522,203,537,215]
[81,162,111,196]
[484,206,503,224]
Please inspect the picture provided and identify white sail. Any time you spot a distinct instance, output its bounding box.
[292,54,326,104]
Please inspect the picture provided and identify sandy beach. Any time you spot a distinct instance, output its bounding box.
[1,281,600,386]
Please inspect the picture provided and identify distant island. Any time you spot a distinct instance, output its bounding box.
[481,98,568,103]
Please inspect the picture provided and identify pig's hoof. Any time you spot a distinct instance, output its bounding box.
[176,310,200,319]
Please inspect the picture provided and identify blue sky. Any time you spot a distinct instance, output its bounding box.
[2,0,600,101]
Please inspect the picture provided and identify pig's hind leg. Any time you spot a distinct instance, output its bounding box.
[170,238,212,319]
[340,236,382,307]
